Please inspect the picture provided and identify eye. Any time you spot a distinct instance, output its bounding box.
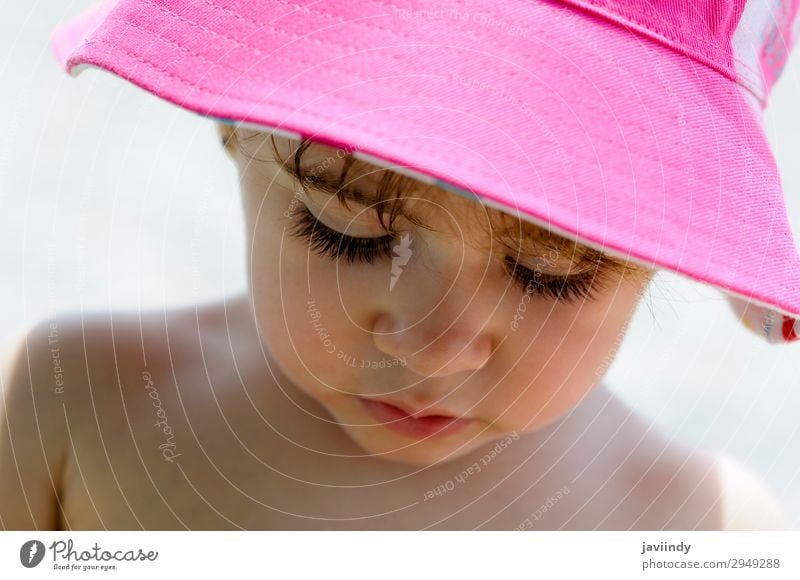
[503,256,600,304]
[288,203,396,264]
[288,203,604,304]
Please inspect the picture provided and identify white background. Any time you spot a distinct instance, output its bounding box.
[1,1,799,529]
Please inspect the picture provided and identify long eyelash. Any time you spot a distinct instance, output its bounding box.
[289,205,603,304]
[288,204,396,264]
[504,257,602,304]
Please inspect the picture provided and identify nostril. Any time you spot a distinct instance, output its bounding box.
[469,335,494,368]
[405,333,493,377]
[434,334,493,374]
[371,312,495,376]
[372,313,394,336]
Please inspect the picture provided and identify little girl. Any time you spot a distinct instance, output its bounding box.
[2,0,798,530]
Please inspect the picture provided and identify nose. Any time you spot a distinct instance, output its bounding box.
[372,312,495,378]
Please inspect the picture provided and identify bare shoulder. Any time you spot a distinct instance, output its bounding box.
[714,452,786,530]
[14,293,263,529]
[53,293,259,416]
[600,391,787,530]
[571,386,772,530]
[518,386,727,530]
[0,316,72,529]
[0,299,211,452]
[0,304,156,529]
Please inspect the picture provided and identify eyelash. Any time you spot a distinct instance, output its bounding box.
[289,204,396,264]
[288,203,599,303]
[502,257,599,304]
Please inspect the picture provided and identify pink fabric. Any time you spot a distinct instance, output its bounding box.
[50,0,800,341]
[562,0,800,107]
[50,0,117,70]
[563,1,747,86]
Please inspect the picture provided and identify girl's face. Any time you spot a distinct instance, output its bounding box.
[224,125,653,467]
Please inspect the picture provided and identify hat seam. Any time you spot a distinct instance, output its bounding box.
[146,0,535,79]
[574,0,735,63]
[139,0,773,138]
[140,0,410,71]
[563,0,769,106]
[102,10,774,194]
[111,9,700,173]
[167,0,772,111]
[133,0,779,182]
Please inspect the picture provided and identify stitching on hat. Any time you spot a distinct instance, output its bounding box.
[146,0,772,130]
[103,14,732,190]
[135,0,518,128]
[201,0,395,34]
[544,1,769,105]
[106,9,605,163]
[138,0,558,128]
[82,25,780,231]
[202,0,526,51]
[572,0,733,63]
[216,0,743,87]
[79,38,513,184]
[115,12,654,157]
[116,2,745,165]
[148,0,768,128]
[154,1,774,171]
[139,0,531,102]
[568,0,776,107]
[138,0,400,67]
[174,0,520,67]
[103,15,552,161]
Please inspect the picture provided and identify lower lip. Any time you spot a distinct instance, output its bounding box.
[358,398,474,439]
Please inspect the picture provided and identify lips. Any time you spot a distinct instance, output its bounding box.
[357,397,474,439]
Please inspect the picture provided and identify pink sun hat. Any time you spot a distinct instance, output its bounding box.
[51,0,800,344]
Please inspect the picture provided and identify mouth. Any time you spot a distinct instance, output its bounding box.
[357,397,475,439]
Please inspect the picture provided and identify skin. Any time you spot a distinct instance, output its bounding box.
[0,123,787,530]
[232,125,655,467]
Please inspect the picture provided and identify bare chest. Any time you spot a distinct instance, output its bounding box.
[57,402,695,531]
[59,425,588,530]
[56,381,605,530]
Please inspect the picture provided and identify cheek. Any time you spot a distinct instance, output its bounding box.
[491,281,643,431]
[246,206,383,399]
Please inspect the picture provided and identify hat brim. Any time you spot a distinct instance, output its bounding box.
[51,0,800,318]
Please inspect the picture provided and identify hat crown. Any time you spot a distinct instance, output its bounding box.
[561,0,800,106]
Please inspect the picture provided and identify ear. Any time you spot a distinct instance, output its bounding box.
[215,122,236,158]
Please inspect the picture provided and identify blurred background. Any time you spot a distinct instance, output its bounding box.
[1,1,799,528]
